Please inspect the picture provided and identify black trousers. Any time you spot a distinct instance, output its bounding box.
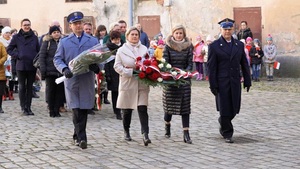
[45,76,65,113]
[72,109,88,142]
[111,91,120,114]
[164,113,190,128]
[0,80,6,108]
[218,116,235,138]
[122,105,149,134]
[17,70,36,110]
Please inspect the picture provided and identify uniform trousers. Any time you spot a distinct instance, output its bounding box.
[72,108,88,142]
[218,115,235,138]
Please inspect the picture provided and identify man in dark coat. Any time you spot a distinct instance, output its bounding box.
[237,21,253,40]
[135,23,149,48]
[7,18,40,116]
[208,18,251,143]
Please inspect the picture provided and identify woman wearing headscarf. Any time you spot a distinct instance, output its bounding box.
[114,27,151,146]
[163,25,194,144]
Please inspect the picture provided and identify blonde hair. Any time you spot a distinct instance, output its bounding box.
[171,25,186,37]
[109,22,119,31]
[125,27,140,38]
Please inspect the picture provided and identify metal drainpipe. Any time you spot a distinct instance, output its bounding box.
[129,0,133,27]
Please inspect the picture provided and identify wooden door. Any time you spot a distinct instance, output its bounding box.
[233,7,262,41]
[138,15,160,40]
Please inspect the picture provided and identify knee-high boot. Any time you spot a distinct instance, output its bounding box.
[138,105,151,146]
[122,109,132,141]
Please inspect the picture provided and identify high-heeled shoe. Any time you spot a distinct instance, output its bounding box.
[165,123,171,138]
[124,131,132,141]
[143,133,151,146]
[183,130,192,144]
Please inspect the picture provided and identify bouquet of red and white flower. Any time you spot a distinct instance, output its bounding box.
[133,54,198,87]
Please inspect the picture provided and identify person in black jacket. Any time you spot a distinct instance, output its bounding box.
[7,18,40,116]
[208,18,251,143]
[237,21,253,40]
[162,25,193,144]
[104,31,123,120]
[249,39,264,82]
[39,26,64,117]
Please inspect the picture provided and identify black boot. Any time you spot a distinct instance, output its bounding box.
[14,85,18,93]
[123,109,132,141]
[116,111,122,120]
[165,123,171,138]
[55,111,61,117]
[103,91,110,104]
[142,133,151,146]
[138,106,151,146]
[183,130,192,144]
[49,110,55,117]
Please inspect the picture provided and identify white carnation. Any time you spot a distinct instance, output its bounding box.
[101,70,105,74]
[171,71,177,76]
[158,63,164,68]
[166,64,172,69]
[180,70,186,75]
[161,58,166,63]
[157,77,163,82]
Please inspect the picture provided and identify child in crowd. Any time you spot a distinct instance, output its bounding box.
[148,40,157,57]
[154,40,164,61]
[202,35,214,81]
[245,37,253,79]
[193,36,204,80]
[263,34,277,81]
[240,39,251,66]
[250,39,264,82]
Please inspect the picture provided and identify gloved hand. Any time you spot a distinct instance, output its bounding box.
[210,88,218,96]
[244,85,251,92]
[89,64,100,74]
[63,67,73,78]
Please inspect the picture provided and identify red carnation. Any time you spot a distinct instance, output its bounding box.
[136,56,142,61]
[151,60,158,66]
[152,72,161,79]
[144,53,150,59]
[143,60,151,66]
[145,67,153,74]
[138,72,146,79]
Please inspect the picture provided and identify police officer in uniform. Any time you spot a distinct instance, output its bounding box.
[54,11,99,149]
[207,18,251,143]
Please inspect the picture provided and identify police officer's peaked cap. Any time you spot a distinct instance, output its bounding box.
[67,11,84,23]
[218,18,235,29]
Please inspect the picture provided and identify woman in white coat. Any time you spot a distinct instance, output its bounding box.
[114,27,151,146]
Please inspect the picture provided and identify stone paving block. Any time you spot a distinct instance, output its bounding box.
[1,82,300,168]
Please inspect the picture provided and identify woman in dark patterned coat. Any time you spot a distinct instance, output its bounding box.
[162,25,193,144]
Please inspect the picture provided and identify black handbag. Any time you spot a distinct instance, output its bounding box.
[33,41,50,68]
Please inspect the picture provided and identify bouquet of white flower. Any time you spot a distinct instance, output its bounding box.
[55,44,116,84]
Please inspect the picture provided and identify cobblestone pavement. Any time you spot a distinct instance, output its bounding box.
[0,80,300,169]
